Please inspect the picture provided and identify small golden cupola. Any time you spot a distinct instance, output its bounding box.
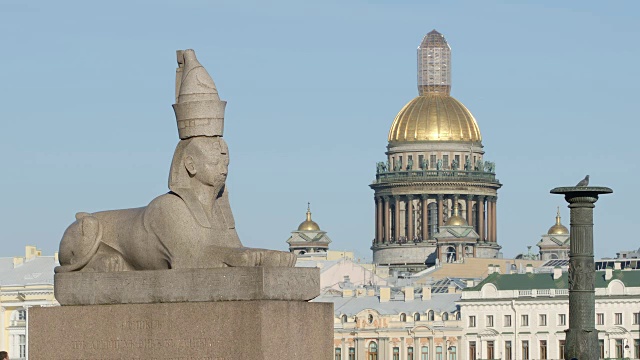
[297,203,321,231]
[547,207,569,235]
[445,202,468,226]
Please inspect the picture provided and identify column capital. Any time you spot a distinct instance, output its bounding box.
[466,194,474,201]
[436,194,444,201]
[419,194,430,200]
[405,194,415,201]
[476,195,486,201]
[487,195,497,202]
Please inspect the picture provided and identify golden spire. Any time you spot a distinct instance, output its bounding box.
[306,202,312,221]
[556,206,561,225]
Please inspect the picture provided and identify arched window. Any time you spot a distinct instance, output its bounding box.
[368,342,378,360]
[446,246,457,262]
[367,314,374,324]
[456,311,461,320]
[341,314,347,323]
[414,312,421,321]
[428,310,435,321]
[428,202,438,238]
[442,312,449,321]
[420,346,429,360]
[400,313,407,322]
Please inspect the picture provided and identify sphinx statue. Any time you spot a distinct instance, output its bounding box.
[55,50,296,273]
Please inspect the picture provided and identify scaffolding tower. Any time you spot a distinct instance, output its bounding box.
[417,29,451,95]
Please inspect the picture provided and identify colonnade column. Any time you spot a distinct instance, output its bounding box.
[437,194,444,230]
[421,195,428,240]
[493,198,497,242]
[394,196,401,242]
[406,196,414,241]
[486,200,493,242]
[375,197,383,244]
[384,196,390,243]
[477,196,485,241]
[466,195,474,226]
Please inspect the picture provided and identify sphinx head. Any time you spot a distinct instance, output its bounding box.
[169,136,229,195]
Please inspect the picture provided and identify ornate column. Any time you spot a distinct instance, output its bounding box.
[476,196,485,241]
[466,195,473,226]
[394,196,401,242]
[492,197,498,242]
[406,195,414,241]
[376,196,383,244]
[383,196,391,243]
[421,195,428,240]
[487,196,493,242]
[551,185,612,360]
[437,194,444,230]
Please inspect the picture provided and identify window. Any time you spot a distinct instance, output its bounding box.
[597,313,604,325]
[443,155,449,169]
[486,315,494,327]
[418,155,424,169]
[436,346,443,360]
[559,340,566,359]
[341,314,348,323]
[539,314,547,326]
[421,346,429,360]
[454,155,460,167]
[408,347,414,360]
[615,339,623,358]
[368,342,378,360]
[414,313,421,321]
[407,155,413,170]
[428,202,438,238]
[335,348,342,360]
[18,310,26,321]
[442,312,449,321]
[430,155,437,169]
[393,347,400,360]
[539,340,547,360]
[504,341,512,360]
[469,315,476,327]
[633,312,640,325]
[428,310,435,321]
[349,348,355,360]
[504,315,512,327]
[522,340,529,360]
[599,339,604,359]
[635,339,639,359]
[487,341,495,359]
[398,156,403,170]
[558,314,566,326]
[368,314,374,324]
[400,313,407,322]
[615,312,622,325]
[469,341,476,360]
[19,334,26,358]
[448,346,456,360]
[521,314,529,326]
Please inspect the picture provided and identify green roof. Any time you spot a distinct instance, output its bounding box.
[464,270,640,291]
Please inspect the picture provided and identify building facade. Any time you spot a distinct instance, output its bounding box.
[458,266,640,360]
[537,208,570,261]
[0,246,58,360]
[371,30,502,271]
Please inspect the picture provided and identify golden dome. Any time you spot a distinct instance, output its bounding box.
[388,94,481,143]
[298,205,320,231]
[444,202,468,226]
[547,208,569,235]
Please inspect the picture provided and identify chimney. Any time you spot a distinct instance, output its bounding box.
[422,287,431,300]
[25,245,37,261]
[342,289,353,298]
[404,286,415,302]
[553,266,562,280]
[355,288,366,297]
[447,286,456,294]
[526,264,533,274]
[487,264,494,274]
[494,264,501,274]
[466,280,475,287]
[54,252,59,263]
[614,262,621,270]
[605,266,613,281]
[366,288,375,296]
[379,287,391,303]
[13,257,24,268]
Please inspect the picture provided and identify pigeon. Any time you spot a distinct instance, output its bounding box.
[576,175,589,187]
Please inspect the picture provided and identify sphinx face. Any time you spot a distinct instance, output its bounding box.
[189,137,229,192]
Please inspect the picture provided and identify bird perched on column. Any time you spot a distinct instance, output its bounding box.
[576,175,589,187]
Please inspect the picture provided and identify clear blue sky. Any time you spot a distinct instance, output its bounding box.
[0,0,638,260]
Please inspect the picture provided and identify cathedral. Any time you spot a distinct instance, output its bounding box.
[370,30,502,271]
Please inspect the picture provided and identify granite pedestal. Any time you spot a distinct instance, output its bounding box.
[30,268,332,360]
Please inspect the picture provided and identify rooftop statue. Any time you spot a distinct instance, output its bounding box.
[55,50,296,273]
